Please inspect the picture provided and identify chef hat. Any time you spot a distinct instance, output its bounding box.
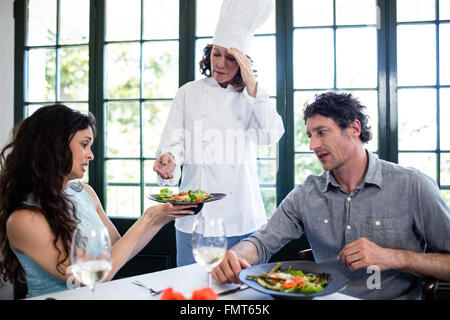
[212,0,273,54]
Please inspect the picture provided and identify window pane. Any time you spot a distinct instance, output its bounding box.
[196,0,221,37]
[106,101,141,157]
[257,145,276,158]
[346,90,378,153]
[106,186,140,217]
[143,0,179,39]
[294,91,321,152]
[59,46,89,101]
[142,41,179,99]
[105,0,141,41]
[60,0,89,44]
[295,153,323,185]
[441,153,450,185]
[26,104,45,117]
[398,89,436,150]
[440,24,450,85]
[143,100,172,157]
[294,0,333,27]
[336,0,378,25]
[442,190,450,207]
[66,102,89,114]
[294,29,334,89]
[105,43,140,99]
[107,160,140,183]
[336,27,377,88]
[144,160,158,185]
[397,0,436,22]
[441,0,450,20]
[249,36,276,97]
[398,152,436,181]
[257,160,276,184]
[27,48,56,102]
[440,88,450,150]
[397,24,436,86]
[27,0,56,46]
[261,188,276,218]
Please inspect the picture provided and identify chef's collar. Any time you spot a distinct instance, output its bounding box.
[205,75,234,90]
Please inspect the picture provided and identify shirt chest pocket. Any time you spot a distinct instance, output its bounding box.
[363,217,412,247]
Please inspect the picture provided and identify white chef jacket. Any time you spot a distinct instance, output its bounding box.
[155,76,285,236]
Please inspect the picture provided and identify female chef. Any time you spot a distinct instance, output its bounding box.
[153,0,284,266]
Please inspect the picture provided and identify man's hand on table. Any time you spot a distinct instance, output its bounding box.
[212,250,252,284]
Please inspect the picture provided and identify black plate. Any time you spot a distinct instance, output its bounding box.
[239,261,349,300]
[147,193,227,215]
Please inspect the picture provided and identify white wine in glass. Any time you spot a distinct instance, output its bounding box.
[192,213,227,287]
[70,225,112,299]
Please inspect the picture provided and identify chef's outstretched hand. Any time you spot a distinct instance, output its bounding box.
[153,152,176,179]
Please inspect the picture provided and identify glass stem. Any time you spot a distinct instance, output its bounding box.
[208,271,212,288]
[90,284,95,300]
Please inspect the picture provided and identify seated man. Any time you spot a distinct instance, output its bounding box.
[212,91,450,299]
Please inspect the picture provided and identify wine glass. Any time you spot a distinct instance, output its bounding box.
[70,225,112,299]
[192,213,227,288]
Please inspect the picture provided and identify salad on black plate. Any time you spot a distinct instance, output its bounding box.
[155,188,214,203]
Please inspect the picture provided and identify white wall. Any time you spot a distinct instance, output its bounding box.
[0,0,15,149]
[0,0,15,300]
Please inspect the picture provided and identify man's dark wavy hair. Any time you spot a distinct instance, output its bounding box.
[303,91,372,143]
[0,104,96,286]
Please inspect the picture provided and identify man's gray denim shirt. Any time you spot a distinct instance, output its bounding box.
[245,151,450,299]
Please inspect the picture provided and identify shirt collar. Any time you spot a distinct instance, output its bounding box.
[363,151,383,188]
[321,150,382,193]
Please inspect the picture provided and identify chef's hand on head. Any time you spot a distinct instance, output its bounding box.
[153,152,176,179]
[227,47,258,98]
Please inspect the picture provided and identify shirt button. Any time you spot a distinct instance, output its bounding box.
[375,221,381,226]
[346,225,351,230]
[323,219,329,224]
[347,196,352,202]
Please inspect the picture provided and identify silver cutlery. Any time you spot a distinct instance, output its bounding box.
[132,280,163,295]
[218,284,250,296]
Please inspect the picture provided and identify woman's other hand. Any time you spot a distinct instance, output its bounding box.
[143,202,196,226]
[153,152,176,179]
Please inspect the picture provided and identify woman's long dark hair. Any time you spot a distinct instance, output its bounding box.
[199,44,257,93]
[0,104,96,285]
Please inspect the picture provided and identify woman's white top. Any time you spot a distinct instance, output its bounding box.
[156,76,285,236]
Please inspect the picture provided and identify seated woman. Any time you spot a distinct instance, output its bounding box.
[0,105,195,298]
